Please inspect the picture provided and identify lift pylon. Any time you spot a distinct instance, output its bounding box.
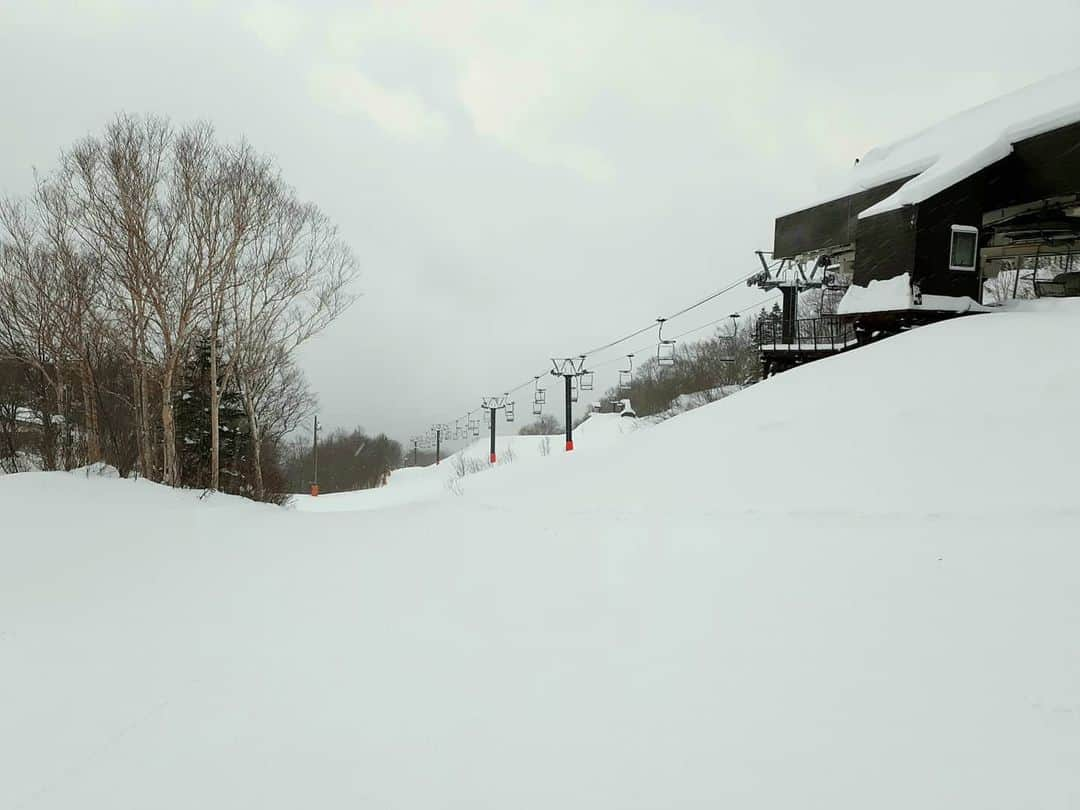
[551,357,588,452]
[480,395,511,463]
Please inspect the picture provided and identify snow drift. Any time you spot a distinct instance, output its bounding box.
[3,302,1080,809]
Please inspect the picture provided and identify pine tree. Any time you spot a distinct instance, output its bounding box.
[174,336,251,492]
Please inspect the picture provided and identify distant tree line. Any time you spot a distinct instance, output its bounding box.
[518,413,561,435]
[0,114,357,499]
[283,427,403,494]
[597,311,765,418]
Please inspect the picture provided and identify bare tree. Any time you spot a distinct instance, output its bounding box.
[0,113,358,497]
[228,195,358,498]
[65,115,180,479]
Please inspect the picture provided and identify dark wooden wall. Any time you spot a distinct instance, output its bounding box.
[911,166,1001,299]
[852,207,917,287]
[774,177,912,259]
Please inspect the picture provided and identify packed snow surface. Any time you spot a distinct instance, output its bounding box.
[838,273,990,315]
[837,272,914,314]
[294,413,641,513]
[791,66,1080,219]
[4,302,1080,808]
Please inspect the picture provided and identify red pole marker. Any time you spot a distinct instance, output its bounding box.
[489,452,497,464]
[565,439,574,452]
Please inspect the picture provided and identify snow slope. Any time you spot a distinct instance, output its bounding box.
[790,66,1080,218]
[3,302,1080,808]
[293,412,641,513]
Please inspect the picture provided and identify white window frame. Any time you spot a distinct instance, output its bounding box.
[949,224,979,271]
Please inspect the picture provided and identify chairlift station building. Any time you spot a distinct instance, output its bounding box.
[756,68,1080,371]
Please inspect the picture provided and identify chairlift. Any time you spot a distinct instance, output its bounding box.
[570,376,580,403]
[657,318,676,366]
[532,401,543,416]
[577,356,595,391]
[618,354,634,392]
[470,418,480,437]
[533,376,546,405]
[506,401,515,422]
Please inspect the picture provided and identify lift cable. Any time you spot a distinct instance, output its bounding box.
[420,267,779,438]
[576,269,760,358]
[585,294,780,371]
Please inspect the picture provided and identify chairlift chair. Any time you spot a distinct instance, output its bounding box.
[533,376,547,405]
[618,354,634,392]
[577,357,595,391]
[570,376,580,403]
[505,401,515,422]
[532,401,543,416]
[656,318,675,366]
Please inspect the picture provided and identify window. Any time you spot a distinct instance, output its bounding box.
[950,225,979,271]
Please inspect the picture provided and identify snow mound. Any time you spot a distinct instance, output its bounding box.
[471,300,1080,517]
[4,302,1080,809]
[837,273,990,315]
[837,272,913,314]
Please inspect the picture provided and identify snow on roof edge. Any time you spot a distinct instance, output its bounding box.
[780,67,1080,223]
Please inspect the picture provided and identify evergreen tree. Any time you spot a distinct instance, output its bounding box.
[174,336,251,492]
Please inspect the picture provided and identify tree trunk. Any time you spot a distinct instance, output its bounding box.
[240,381,264,499]
[55,374,74,471]
[209,338,220,491]
[37,368,57,471]
[140,361,155,478]
[80,355,101,464]
[160,358,178,486]
[130,319,153,480]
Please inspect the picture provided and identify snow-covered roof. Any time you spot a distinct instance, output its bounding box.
[792,67,1080,220]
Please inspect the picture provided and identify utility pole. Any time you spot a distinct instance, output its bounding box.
[311,415,321,496]
[551,357,588,452]
[480,396,512,464]
[435,425,442,466]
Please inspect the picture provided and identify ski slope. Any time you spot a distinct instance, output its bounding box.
[293,412,641,513]
[3,302,1080,808]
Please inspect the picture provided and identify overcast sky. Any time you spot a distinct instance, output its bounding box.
[3,0,1079,443]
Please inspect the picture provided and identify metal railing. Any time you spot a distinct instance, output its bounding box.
[756,315,856,352]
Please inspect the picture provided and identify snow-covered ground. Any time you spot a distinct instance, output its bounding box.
[3,302,1080,808]
[293,412,641,513]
